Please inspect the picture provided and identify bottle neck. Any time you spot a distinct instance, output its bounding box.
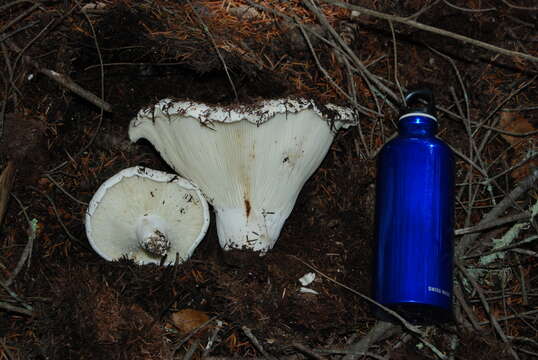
[398,113,438,136]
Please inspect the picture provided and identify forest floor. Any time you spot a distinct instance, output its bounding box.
[0,1,537,359]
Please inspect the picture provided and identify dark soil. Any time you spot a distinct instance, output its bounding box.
[0,1,537,359]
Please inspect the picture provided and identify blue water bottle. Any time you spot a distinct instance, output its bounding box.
[374,89,455,324]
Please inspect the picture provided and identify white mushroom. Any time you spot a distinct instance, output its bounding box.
[85,166,210,265]
[129,98,355,254]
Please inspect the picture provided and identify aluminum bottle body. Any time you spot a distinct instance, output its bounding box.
[374,113,455,323]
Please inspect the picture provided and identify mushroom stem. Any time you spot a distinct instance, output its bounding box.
[135,214,171,257]
[215,207,290,254]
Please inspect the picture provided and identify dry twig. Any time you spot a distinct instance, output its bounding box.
[29,187,89,251]
[291,256,448,360]
[453,283,482,331]
[314,348,386,359]
[502,0,538,10]
[0,278,32,313]
[46,1,107,174]
[189,0,238,102]
[303,0,400,104]
[457,262,520,360]
[0,162,15,228]
[293,342,327,360]
[202,320,223,357]
[45,174,88,206]
[0,301,33,316]
[173,316,217,354]
[456,167,538,257]
[6,193,35,286]
[321,0,538,63]
[0,0,37,11]
[241,326,276,360]
[5,40,112,112]
[342,321,395,360]
[455,211,531,235]
[183,338,201,360]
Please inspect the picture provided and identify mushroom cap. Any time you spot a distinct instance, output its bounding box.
[129,98,355,253]
[141,98,355,126]
[85,166,210,265]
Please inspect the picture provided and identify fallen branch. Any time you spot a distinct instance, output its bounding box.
[321,0,538,64]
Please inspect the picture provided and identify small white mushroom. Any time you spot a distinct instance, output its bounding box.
[129,98,355,254]
[85,166,210,265]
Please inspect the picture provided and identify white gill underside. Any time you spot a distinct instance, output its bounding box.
[130,105,341,253]
[88,174,206,264]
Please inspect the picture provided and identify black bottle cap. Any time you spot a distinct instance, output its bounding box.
[403,88,436,117]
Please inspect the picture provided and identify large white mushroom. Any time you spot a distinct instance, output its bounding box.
[129,98,355,254]
[85,166,210,265]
